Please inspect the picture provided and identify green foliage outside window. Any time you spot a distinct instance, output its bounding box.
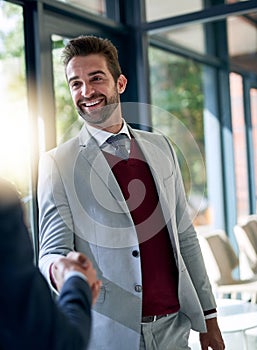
[52,38,83,145]
[149,47,206,208]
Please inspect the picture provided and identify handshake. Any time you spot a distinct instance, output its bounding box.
[51,251,102,304]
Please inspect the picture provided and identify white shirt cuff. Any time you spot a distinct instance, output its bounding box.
[204,312,217,320]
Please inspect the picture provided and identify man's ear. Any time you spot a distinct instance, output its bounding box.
[117,74,127,94]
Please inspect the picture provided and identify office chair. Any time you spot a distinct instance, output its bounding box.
[198,230,257,302]
[234,217,257,275]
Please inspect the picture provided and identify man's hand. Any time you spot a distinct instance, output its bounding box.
[200,318,225,349]
[51,252,101,304]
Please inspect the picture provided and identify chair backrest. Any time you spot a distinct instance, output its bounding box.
[234,219,257,274]
[202,230,239,285]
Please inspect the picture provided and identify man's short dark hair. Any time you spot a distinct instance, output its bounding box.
[62,35,122,82]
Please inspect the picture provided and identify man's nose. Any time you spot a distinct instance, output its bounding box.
[81,82,95,97]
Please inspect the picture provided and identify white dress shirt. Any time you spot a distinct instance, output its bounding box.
[85,120,131,156]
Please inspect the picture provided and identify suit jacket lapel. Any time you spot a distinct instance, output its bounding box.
[78,126,129,213]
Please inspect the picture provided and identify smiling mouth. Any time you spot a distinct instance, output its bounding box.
[80,98,104,108]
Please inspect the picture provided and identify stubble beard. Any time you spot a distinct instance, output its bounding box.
[77,91,119,127]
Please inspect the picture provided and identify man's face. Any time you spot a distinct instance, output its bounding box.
[66,54,127,127]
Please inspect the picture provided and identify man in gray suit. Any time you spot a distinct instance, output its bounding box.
[38,35,225,349]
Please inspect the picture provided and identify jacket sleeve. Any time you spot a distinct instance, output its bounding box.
[163,136,217,312]
[57,276,92,347]
[37,151,75,283]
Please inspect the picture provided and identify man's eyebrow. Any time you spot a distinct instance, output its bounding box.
[88,70,106,76]
[68,76,79,85]
[68,70,106,85]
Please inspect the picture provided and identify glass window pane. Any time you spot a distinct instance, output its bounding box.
[0,2,32,232]
[228,14,257,74]
[230,73,249,218]
[54,0,106,16]
[52,35,83,145]
[250,88,257,209]
[149,47,209,229]
[146,0,252,22]
[145,0,203,22]
[155,22,206,55]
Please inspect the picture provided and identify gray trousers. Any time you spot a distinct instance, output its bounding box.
[140,311,192,350]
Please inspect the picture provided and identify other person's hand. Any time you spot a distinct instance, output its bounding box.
[52,252,101,304]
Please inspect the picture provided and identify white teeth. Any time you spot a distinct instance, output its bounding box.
[84,100,100,107]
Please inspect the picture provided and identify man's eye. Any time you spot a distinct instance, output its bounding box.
[92,76,102,81]
[71,82,80,89]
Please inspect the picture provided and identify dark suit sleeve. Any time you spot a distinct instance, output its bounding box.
[0,195,92,350]
[57,276,92,347]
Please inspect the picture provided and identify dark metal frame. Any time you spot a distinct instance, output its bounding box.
[244,78,257,214]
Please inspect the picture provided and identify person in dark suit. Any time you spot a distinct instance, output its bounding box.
[0,179,101,350]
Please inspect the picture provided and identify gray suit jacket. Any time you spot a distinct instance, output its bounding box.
[38,124,216,350]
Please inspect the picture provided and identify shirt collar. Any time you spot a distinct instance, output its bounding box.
[85,119,131,147]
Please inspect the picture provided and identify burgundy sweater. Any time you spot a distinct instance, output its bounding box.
[103,138,180,316]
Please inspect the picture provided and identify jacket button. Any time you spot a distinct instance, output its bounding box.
[135,284,142,293]
[132,250,140,257]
